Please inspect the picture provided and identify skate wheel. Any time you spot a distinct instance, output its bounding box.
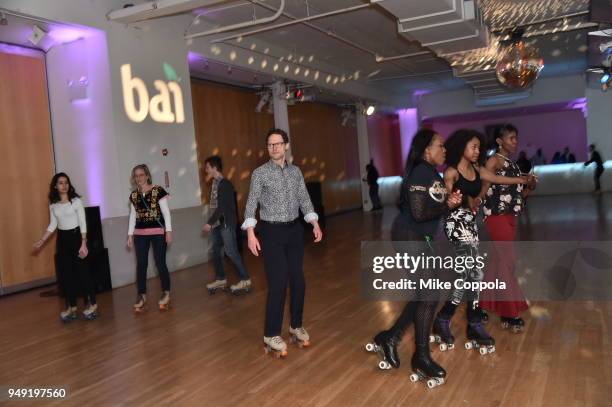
[465,342,473,350]
[501,322,509,329]
[439,343,447,352]
[365,343,375,352]
[378,360,390,370]
[427,379,437,389]
[409,373,420,383]
[429,335,435,343]
[479,347,487,355]
[448,343,455,350]
[489,346,496,354]
[275,350,288,358]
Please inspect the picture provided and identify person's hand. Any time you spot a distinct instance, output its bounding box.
[526,174,538,190]
[78,243,88,259]
[312,221,323,243]
[447,190,462,209]
[470,197,483,215]
[165,231,172,245]
[33,239,44,250]
[247,229,261,256]
[127,235,133,249]
[203,224,212,233]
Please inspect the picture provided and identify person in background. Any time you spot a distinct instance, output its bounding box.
[127,164,173,312]
[202,155,251,295]
[562,147,576,164]
[364,159,382,210]
[531,149,546,166]
[551,152,563,164]
[584,144,605,194]
[516,151,532,174]
[33,173,98,322]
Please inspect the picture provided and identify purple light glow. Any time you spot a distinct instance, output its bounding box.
[397,108,418,165]
[47,25,87,44]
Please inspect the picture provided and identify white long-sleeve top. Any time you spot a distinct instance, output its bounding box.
[127,197,172,235]
[47,198,87,233]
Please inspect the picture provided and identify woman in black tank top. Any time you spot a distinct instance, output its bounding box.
[431,129,527,354]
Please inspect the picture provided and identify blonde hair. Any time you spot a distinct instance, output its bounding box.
[131,164,152,190]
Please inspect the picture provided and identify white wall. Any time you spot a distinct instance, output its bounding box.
[419,74,586,119]
[3,0,209,288]
[46,31,124,219]
[586,86,612,159]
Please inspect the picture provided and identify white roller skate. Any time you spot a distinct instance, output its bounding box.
[133,294,146,313]
[158,291,171,311]
[229,279,251,295]
[263,335,288,358]
[60,306,78,322]
[82,303,99,320]
[289,326,311,348]
[206,279,227,294]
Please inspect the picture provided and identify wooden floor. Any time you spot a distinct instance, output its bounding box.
[1,193,611,407]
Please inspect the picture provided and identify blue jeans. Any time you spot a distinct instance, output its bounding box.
[212,225,249,280]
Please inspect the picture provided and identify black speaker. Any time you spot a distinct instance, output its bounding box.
[84,206,112,293]
[88,248,112,293]
[85,206,105,252]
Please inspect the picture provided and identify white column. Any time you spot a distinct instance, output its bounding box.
[356,105,372,211]
[271,81,293,161]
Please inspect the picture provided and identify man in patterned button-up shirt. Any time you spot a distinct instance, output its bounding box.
[242,128,323,355]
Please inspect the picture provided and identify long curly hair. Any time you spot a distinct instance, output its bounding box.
[48,172,81,204]
[444,129,485,168]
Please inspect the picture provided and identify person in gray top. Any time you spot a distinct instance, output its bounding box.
[242,128,323,357]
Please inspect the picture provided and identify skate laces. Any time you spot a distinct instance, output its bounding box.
[270,336,284,346]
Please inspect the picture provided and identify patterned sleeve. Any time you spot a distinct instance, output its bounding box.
[408,186,448,222]
[242,168,262,229]
[156,186,169,200]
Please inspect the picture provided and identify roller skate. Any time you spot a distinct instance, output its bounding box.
[263,335,288,358]
[206,279,227,294]
[82,303,99,320]
[229,279,252,295]
[476,307,489,324]
[409,344,446,389]
[289,326,310,348]
[158,291,171,311]
[133,294,146,313]
[60,306,78,322]
[465,321,496,355]
[430,316,455,351]
[501,316,524,333]
[365,330,400,370]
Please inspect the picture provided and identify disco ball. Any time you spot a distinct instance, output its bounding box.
[496,41,544,89]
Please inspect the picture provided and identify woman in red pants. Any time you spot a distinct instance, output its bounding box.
[479,124,537,332]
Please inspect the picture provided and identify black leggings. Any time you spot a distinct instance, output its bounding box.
[56,228,96,307]
[388,218,439,346]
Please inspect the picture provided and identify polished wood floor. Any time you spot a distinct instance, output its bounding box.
[1,193,611,407]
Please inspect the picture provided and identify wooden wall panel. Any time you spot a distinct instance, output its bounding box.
[367,113,403,176]
[191,80,362,217]
[191,80,275,216]
[288,102,361,214]
[0,51,56,289]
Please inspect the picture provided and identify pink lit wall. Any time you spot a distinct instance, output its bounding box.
[367,113,403,176]
[427,109,588,162]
